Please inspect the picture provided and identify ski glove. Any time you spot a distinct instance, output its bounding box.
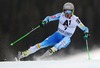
[84,32,90,40]
[40,21,47,27]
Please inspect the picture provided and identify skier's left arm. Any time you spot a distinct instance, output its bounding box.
[76,18,90,40]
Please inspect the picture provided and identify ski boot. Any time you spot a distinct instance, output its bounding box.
[18,50,30,60]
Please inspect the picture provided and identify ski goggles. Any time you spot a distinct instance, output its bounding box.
[64,10,73,14]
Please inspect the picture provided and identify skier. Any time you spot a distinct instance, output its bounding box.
[18,2,90,60]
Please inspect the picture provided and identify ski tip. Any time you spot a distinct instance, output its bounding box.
[14,57,20,61]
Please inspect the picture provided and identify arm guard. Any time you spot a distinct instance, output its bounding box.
[76,18,89,33]
[43,13,61,23]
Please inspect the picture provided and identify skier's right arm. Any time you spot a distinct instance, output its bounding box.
[76,18,90,40]
[40,13,61,27]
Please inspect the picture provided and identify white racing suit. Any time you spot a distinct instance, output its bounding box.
[20,12,89,59]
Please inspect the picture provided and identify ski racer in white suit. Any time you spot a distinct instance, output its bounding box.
[19,2,90,59]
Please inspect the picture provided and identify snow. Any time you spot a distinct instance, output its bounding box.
[37,47,100,61]
[0,60,100,68]
[0,48,100,68]
[63,48,100,60]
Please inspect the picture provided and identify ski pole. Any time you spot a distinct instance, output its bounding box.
[85,39,90,60]
[10,25,40,46]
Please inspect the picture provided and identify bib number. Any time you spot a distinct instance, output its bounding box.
[63,20,71,30]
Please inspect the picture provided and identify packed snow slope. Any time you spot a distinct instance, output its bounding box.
[0,48,100,68]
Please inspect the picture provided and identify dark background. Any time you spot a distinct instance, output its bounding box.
[0,0,100,61]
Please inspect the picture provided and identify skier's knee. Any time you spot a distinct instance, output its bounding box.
[36,43,41,49]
